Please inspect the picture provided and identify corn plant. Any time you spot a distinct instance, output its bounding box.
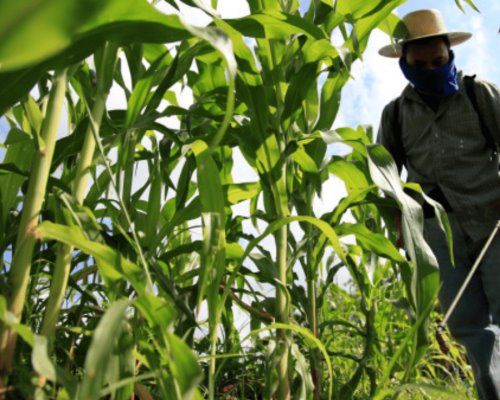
[0,0,479,399]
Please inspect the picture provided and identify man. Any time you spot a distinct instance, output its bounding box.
[377,9,500,400]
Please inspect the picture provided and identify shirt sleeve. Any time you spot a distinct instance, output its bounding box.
[377,98,404,173]
[474,78,500,146]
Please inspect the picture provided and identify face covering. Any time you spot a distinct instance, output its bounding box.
[399,50,459,97]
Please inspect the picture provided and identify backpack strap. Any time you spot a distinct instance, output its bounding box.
[391,96,406,171]
[463,75,498,160]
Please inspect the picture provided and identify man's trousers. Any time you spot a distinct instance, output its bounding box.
[425,214,500,400]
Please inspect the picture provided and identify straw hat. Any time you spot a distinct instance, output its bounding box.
[379,9,472,58]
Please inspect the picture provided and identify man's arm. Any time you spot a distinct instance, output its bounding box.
[474,78,500,146]
[377,99,404,247]
[377,98,405,174]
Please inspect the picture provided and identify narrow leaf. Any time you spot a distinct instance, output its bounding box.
[78,300,129,400]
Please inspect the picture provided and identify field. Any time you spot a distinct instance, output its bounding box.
[0,0,479,399]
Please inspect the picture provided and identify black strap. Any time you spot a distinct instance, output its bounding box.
[391,97,405,172]
[463,75,498,160]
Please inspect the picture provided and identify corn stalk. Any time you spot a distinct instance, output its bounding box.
[40,43,118,339]
[0,69,68,381]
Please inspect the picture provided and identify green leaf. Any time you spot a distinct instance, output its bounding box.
[0,0,102,72]
[22,95,43,136]
[405,182,454,265]
[290,343,315,399]
[225,182,261,204]
[462,0,480,12]
[78,300,129,400]
[335,0,383,18]
[328,156,371,191]
[191,140,226,327]
[330,186,375,225]
[225,242,244,259]
[0,129,34,234]
[291,146,319,174]
[377,12,407,41]
[125,50,171,129]
[281,63,318,123]
[32,335,57,383]
[167,334,203,398]
[314,69,349,131]
[183,23,236,151]
[145,156,162,249]
[0,0,190,73]
[366,144,439,352]
[37,222,146,294]
[0,296,35,346]
[226,10,327,40]
[183,24,237,78]
[94,41,120,94]
[247,322,333,399]
[192,141,225,215]
[454,0,479,13]
[224,214,347,302]
[336,223,405,262]
[350,0,406,46]
[373,289,439,398]
[301,38,343,64]
[135,293,176,334]
[376,383,469,400]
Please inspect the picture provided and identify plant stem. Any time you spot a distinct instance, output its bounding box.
[267,29,291,397]
[276,223,290,400]
[86,103,154,293]
[305,186,321,400]
[0,69,68,378]
[40,44,116,339]
[208,327,218,400]
[121,131,136,213]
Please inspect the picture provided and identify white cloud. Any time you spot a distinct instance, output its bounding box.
[457,14,492,79]
[216,0,250,19]
[334,29,406,135]
[313,175,346,216]
[157,0,249,25]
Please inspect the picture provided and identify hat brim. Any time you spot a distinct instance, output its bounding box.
[378,31,472,58]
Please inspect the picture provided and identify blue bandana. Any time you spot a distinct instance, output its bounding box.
[399,50,459,97]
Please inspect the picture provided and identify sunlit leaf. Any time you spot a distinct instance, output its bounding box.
[0,0,190,72]
[167,334,203,398]
[226,10,327,40]
[336,223,405,262]
[32,335,57,383]
[225,182,261,204]
[366,144,439,354]
[37,222,146,294]
[78,300,129,400]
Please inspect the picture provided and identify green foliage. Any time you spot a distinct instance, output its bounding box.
[0,0,479,399]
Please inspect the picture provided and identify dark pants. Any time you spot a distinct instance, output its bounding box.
[424,215,500,400]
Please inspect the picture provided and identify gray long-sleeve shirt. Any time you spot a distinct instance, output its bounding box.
[378,73,500,241]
